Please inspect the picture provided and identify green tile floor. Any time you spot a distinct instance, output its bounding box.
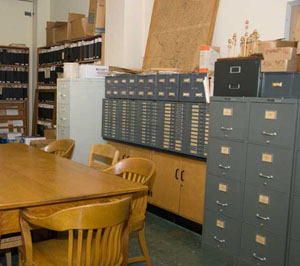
[1,212,232,266]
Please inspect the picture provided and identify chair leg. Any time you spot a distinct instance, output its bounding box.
[5,251,12,266]
[137,228,151,266]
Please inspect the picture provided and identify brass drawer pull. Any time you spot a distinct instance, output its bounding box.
[218,164,230,170]
[213,236,225,243]
[216,200,228,207]
[221,126,233,131]
[262,131,277,136]
[253,253,267,261]
[259,173,273,179]
[256,213,270,221]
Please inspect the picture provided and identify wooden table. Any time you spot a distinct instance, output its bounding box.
[0,143,147,236]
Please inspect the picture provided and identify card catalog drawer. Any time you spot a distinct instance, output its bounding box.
[243,185,289,233]
[207,138,247,180]
[246,144,293,193]
[205,174,244,219]
[210,100,249,141]
[248,102,297,148]
[203,209,242,256]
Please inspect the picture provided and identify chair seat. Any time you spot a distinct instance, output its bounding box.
[19,237,119,266]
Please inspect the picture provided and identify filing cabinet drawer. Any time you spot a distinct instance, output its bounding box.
[207,138,247,180]
[243,185,289,233]
[248,101,297,148]
[246,144,293,193]
[57,111,70,127]
[289,195,300,240]
[210,100,249,141]
[105,76,113,88]
[180,73,206,102]
[294,150,300,194]
[240,223,286,266]
[57,103,70,119]
[205,174,244,218]
[57,87,70,104]
[288,238,300,266]
[203,209,242,255]
[57,126,70,139]
[214,58,261,97]
[105,87,113,98]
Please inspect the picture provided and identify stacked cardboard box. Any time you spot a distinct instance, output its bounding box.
[261,40,298,72]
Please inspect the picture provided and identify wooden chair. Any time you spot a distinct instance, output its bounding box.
[88,144,120,170]
[18,197,131,266]
[41,139,75,159]
[103,157,155,266]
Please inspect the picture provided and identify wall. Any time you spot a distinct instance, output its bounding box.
[37,0,51,47]
[50,0,89,21]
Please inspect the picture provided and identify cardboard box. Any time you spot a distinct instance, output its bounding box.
[261,59,298,72]
[87,0,105,36]
[54,22,69,43]
[69,17,88,40]
[199,46,220,74]
[297,41,300,54]
[259,40,297,54]
[263,47,297,61]
[46,22,56,46]
[44,129,56,140]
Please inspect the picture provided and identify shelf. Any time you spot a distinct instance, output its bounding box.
[0,116,26,120]
[0,100,27,103]
[0,45,29,51]
[0,126,26,129]
[0,64,29,69]
[36,89,57,93]
[38,83,57,86]
[38,58,102,68]
[0,83,28,87]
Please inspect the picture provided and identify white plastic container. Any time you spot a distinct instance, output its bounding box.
[64,63,79,79]
[79,64,109,78]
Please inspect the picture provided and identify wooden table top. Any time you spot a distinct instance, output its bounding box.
[0,144,147,210]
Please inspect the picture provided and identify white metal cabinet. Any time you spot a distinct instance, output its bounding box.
[57,78,106,165]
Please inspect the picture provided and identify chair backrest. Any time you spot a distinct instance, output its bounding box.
[103,157,155,186]
[20,198,131,266]
[42,139,75,159]
[88,144,119,170]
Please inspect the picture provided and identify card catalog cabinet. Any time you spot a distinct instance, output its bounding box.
[203,97,299,266]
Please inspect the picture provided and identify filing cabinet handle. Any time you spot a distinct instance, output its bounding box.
[213,236,225,243]
[256,213,270,221]
[262,131,277,136]
[216,200,228,207]
[220,126,233,131]
[228,83,240,90]
[218,164,230,170]
[175,168,179,180]
[259,173,273,179]
[180,170,184,182]
[252,253,267,262]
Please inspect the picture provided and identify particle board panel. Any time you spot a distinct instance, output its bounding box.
[143,0,219,72]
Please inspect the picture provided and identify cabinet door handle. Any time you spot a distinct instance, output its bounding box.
[218,164,230,170]
[253,253,267,262]
[256,213,270,221]
[175,168,179,180]
[221,126,233,131]
[259,173,273,179]
[213,236,225,243]
[216,200,228,207]
[180,170,184,181]
[262,131,277,136]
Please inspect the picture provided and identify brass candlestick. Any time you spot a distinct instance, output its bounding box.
[232,33,237,57]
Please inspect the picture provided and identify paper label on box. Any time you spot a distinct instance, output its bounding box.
[159,78,165,83]
[195,93,203,97]
[129,79,134,83]
[183,92,190,97]
[138,92,144,95]
[148,79,154,83]
[259,194,270,205]
[265,110,277,120]
[121,91,126,95]
[129,91,134,95]
[216,219,225,229]
[169,92,175,96]
[223,108,233,116]
[122,79,126,84]
[169,78,176,83]
[218,183,228,192]
[272,82,282,87]
[159,92,165,96]
[221,146,230,155]
[256,234,266,246]
[184,78,191,83]
[196,78,204,83]
[139,79,144,83]
[114,80,118,84]
[262,153,273,163]
[148,92,153,96]
[107,80,112,84]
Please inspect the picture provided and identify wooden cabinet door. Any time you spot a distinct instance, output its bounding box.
[108,141,130,161]
[128,145,153,159]
[179,158,207,224]
[151,151,181,214]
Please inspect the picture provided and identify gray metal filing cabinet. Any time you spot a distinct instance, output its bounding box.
[203,97,298,266]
